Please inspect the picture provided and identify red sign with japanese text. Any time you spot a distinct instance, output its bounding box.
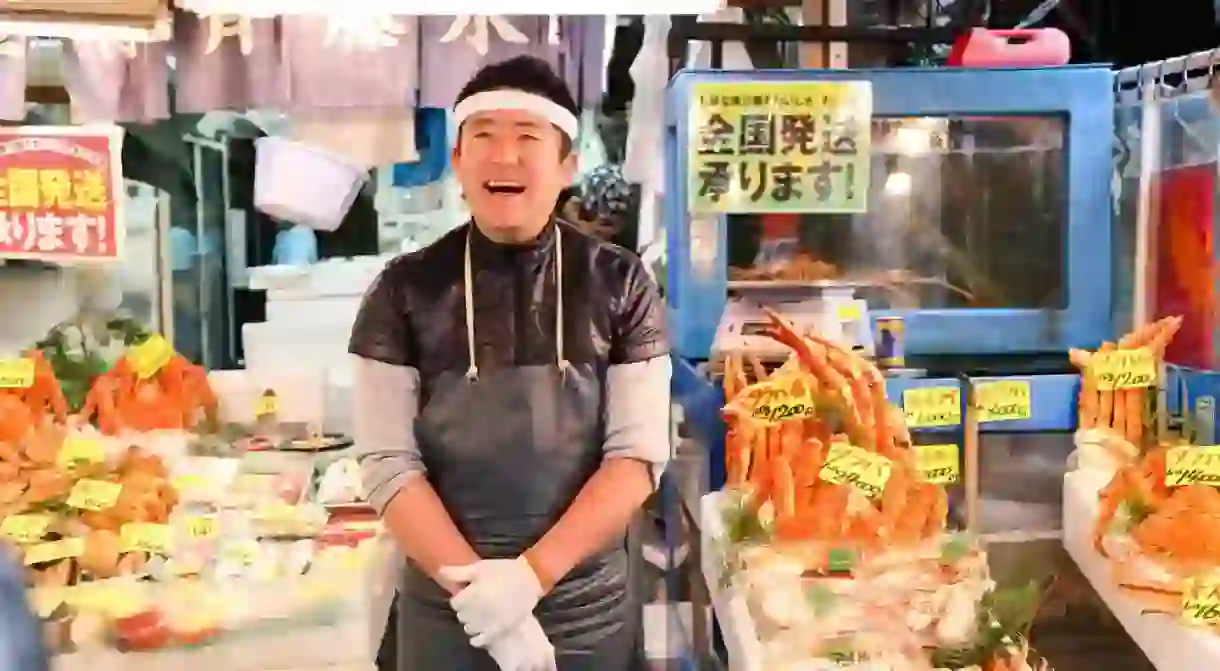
[0,126,124,263]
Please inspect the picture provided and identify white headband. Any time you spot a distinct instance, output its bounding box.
[453,90,579,140]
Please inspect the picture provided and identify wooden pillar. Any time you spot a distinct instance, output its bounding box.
[800,0,848,68]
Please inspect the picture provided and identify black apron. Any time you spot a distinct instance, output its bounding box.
[393,227,637,671]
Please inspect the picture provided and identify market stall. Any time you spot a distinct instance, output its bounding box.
[0,318,387,671]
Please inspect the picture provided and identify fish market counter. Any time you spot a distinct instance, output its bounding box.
[1062,471,1220,671]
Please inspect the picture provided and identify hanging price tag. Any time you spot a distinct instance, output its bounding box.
[914,444,960,484]
[0,514,52,544]
[120,523,173,555]
[127,335,174,380]
[1183,576,1220,625]
[69,579,146,617]
[976,380,1032,422]
[23,538,85,565]
[67,479,122,511]
[0,358,34,388]
[1091,348,1157,391]
[902,387,961,427]
[1165,446,1220,487]
[818,443,892,497]
[183,515,218,539]
[57,437,104,469]
[254,394,280,417]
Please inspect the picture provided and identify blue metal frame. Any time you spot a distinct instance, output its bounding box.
[665,66,1116,359]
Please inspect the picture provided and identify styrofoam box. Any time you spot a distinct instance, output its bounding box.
[700,490,767,671]
[248,257,390,299]
[264,297,362,327]
[208,369,327,426]
[1063,472,1220,670]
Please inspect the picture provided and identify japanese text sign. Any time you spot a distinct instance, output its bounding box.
[689,81,873,214]
[0,126,124,264]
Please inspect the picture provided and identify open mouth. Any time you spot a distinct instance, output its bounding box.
[484,181,526,195]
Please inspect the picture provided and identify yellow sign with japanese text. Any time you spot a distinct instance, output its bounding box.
[902,387,961,428]
[689,81,873,214]
[818,442,892,498]
[976,380,1032,423]
[1091,347,1157,390]
[1165,445,1220,487]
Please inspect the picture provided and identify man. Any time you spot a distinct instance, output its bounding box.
[350,55,670,671]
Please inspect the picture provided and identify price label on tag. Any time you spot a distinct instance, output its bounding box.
[220,540,260,566]
[23,538,84,565]
[67,479,122,511]
[1092,348,1157,391]
[1183,576,1220,625]
[1,514,52,544]
[171,474,208,494]
[254,394,280,417]
[976,380,1032,422]
[120,523,173,555]
[126,335,173,380]
[57,437,104,469]
[914,444,960,484]
[902,387,961,427]
[0,358,34,389]
[1165,446,1220,486]
[835,302,862,322]
[818,443,892,497]
[183,515,218,538]
[750,387,816,424]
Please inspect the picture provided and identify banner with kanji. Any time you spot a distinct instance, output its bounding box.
[689,81,873,214]
[0,126,124,264]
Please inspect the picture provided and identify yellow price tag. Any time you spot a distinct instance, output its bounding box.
[23,538,84,565]
[57,437,104,469]
[255,394,280,417]
[171,474,208,493]
[183,515,218,538]
[1091,347,1157,391]
[1,514,52,544]
[914,444,960,484]
[976,380,1032,422]
[66,479,122,511]
[1165,446,1220,487]
[818,443,892,497]
[120,523,173,555]
[902,387,961,427]
[0,358,34,389]
[835,302,862,321]
[1182,576,1220,625]
[126,335,173,380]
[221,541,260,566]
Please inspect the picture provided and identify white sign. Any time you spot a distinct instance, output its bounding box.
[175,1,723,17]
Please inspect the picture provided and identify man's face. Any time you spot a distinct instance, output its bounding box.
[452,108,576,242]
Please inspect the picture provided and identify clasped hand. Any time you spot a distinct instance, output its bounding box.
[440,557,554,671]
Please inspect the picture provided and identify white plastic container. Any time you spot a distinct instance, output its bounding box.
[207,368,327,426]
[254,137,367,232]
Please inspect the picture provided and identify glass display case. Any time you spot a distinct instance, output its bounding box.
[665,66,1115,360]
[724,115,1067,312]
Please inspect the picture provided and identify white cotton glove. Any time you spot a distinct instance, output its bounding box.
[485,614,557,671]
[439,557,544,647]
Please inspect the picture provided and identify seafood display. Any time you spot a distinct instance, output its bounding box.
[715,309,1051,670]
[1069,316,1181,445]
[0,327,383,668]
[80,342,219,436]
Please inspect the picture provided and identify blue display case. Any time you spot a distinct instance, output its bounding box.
[664,66,1115,360]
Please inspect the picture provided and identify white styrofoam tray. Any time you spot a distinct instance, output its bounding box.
[700,490,767,671]
[1062,472,1220,670]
